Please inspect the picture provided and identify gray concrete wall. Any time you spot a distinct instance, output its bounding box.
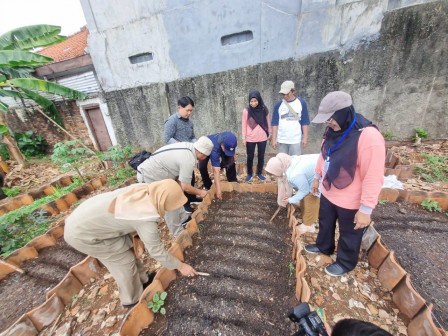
[104,1,448,154]
[81,0,438,92]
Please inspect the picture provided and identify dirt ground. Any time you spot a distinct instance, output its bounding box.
[0,239,87,331]
[0,140,447,334]
[372,202,448,330]
[144,192,296,336]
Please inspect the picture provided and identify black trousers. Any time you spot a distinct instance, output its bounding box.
[198,155,237,189]
[316,194,364,272]
[246,140,267,175]
[184,171,196,204]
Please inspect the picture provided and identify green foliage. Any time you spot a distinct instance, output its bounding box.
[106,166,135,187]
[412,128,428,141]
[147,291,167,314]
[381,131,394,140]
[51,140,96,182]
[421,200,442,212]
[0,209,50,257]
[197,223,205,236]
[289,262,295,278]
[0,179,82,256]
[0,142,9,160]
[378,199,389,205]
[0,25,87,125]
[1,186,22,197]
[413,154,448,183]
[99,145,133,168]
[14,130,47,158]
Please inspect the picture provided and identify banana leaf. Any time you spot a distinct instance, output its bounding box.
[0,50,53,68]
[0,25,66,51]
[21,88,64,126]
[8,78,87,100]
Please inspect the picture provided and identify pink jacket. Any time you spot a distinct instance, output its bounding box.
[242,108,271,143]
[315,127,385,212]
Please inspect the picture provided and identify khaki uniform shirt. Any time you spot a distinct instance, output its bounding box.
[64,184,180,269]
[138,142,196,184]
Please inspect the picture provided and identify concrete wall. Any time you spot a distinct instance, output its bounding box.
[81,0,438,92]
[103,1,448,153]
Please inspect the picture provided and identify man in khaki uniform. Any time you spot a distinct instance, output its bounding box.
[137,136,213,236]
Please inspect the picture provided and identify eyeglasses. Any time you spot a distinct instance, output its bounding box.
[325,117,333,123]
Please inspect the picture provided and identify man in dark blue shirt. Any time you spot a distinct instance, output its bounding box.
[198,132,238,200]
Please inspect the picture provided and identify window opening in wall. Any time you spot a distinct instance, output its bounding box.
[129,52,153,64]
[221,30,253,46]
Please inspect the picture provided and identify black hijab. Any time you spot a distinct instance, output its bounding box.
[247,90,269,136]
[321,105,375,191]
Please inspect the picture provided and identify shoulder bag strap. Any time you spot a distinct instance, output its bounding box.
[282,99,301,122]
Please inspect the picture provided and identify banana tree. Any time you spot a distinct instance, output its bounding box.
[0,25,88,162]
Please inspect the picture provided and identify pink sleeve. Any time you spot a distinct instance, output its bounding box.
[315,141,325,176]
[358,128,386,209]
[242,108,248,138]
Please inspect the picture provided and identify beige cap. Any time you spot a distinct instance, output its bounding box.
[279,80,295,94]
[193,136,213,156]
[312,91,353,123]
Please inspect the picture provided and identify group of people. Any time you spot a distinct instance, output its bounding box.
[64,81,386,327]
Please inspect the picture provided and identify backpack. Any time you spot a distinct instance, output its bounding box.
[128,151,152,170]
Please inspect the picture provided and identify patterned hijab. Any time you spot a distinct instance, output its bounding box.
[109,179,187,221]
[265,153,293,207]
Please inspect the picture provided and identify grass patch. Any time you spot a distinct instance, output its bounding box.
[414,153,448,183]
[0,179,82,257]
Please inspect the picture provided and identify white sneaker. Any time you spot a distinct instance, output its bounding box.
[297,224,315,234]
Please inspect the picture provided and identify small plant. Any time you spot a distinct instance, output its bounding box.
[381,131,394,140]
[72,294,78,301]
[14,131,48,158]
[107,166,135,187]
[421,200,442,212]
[378,199,389,205]
[412,128,428,141]
[51,140,97,182]
[0,143,9,160]
[288,262,295,278]
[99,145,133,168]
[1,186,22,197]
[148,291,167,314]
[197,223,205,236]
[414,154,448,183]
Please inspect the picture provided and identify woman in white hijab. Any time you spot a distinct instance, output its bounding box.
[65,179,197,308]
[265,153,320,233]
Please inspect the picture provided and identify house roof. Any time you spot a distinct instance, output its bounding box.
[38,27,89,63]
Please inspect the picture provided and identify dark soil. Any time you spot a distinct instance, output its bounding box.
[0,239,86,332]
[372,201,448,330]
[143,192,297,336]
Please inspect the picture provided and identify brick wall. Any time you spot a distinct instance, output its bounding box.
[4,101,94,152]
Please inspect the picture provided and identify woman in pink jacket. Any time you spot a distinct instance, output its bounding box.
[305,91,385,277]
[242,90,272,182]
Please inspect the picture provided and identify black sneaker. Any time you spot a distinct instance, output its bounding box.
[143,271,157,290]
[184,204,194,214]
[181,216,192,228]
[325,262,348,277]
[304,244,321,254]
[122,302,137,309]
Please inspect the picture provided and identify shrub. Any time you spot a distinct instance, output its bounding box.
[14,131,48,158]
[421,200,442,212]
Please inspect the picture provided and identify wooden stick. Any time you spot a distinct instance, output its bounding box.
[0,260,25,273]
[270,206,282,222]
[197,272,210,276]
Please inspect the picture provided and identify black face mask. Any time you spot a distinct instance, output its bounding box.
[220,153,234,169]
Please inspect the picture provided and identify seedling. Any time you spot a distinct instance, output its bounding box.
[148,291,167,314]
[381,131,394,140]
[412,128,428,141]
[421,200,442,212]
[197,223,205,236]
[1,186,22,197]
[378,199,389,205]
[288,262,295,278]
[72,294,78,301]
